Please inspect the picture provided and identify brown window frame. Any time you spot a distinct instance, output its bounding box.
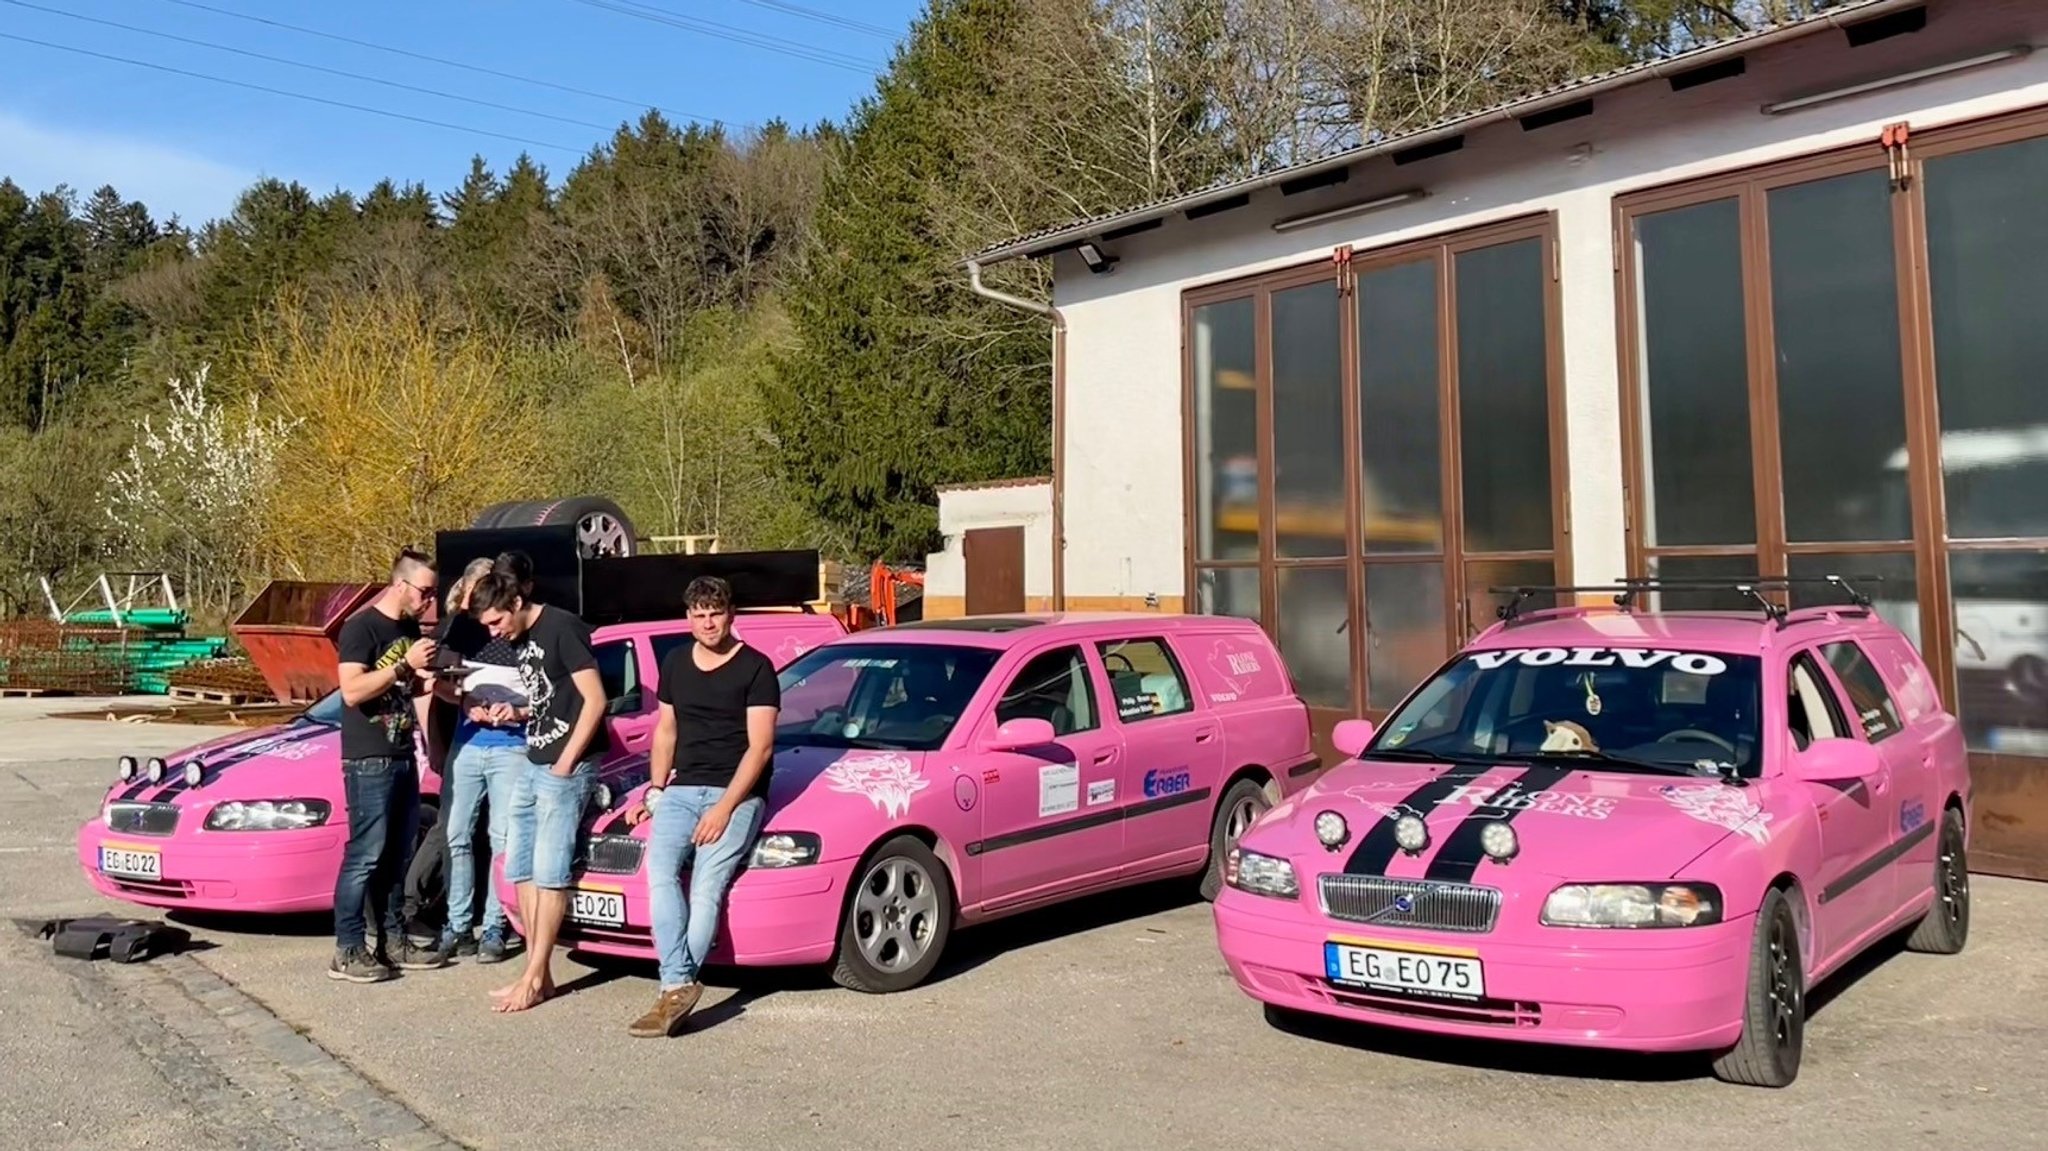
[1180,211,1573,723]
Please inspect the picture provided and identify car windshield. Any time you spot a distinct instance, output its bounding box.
[1369,644,1765,778]
[301,689,344,727]
[775,642,1002,752]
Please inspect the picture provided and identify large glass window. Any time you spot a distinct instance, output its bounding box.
[1185,220,1566,721]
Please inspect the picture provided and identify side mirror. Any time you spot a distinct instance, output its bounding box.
[1332,719,1377,759]
[1784,736,1883,783]
[605,688,643,717]
[985,717,1056,751]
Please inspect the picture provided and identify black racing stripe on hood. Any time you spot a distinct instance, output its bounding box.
[142,722,324,801]
[1342,765,1493,875]
[1421,765,1577,883]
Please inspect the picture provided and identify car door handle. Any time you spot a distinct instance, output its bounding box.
[1093,749,1118,765]
[1194,728,1216,744]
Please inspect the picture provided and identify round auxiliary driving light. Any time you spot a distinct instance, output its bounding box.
[594,783,613,810]
[183,761,204,788]
[145,757,166,783]
[117,756,137,782]
[1480,821,1519,862]
[1314,811,1350,850]
[1394,814,1429,854]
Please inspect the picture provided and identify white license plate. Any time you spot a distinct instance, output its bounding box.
[569,889,624,927]
[1325,940,1485,1000]
[100,846,161,880]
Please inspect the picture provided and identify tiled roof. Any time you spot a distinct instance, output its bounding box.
[966,0,1909,266]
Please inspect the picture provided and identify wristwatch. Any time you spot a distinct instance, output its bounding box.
[643,786,664,810]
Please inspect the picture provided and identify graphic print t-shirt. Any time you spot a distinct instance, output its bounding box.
[657,642,780,799]
[515,605,610,767]
[336,607,421,760]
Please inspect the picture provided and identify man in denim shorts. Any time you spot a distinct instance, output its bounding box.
[329,548,451,982]
[467,569,610,1012]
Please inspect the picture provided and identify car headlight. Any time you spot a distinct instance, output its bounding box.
[117,756,137,782]
[593,782,614,809]
[205,799,332,831]
[1314,811,1349,850]
[1223,846,1298,899]
[749,832,820,868]
[1393,814,1429,854]
[1479,821,1518,862]
[1541,882,1724,928]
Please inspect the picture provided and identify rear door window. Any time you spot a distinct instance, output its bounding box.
[1095,638,1194,722]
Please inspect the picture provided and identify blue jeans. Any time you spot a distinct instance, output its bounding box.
[502,757,597,890]
[647,787,765,988]
[441,733,524,936]
[334,755,420,951]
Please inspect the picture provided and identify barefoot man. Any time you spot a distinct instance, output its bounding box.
[468,569,610,1012]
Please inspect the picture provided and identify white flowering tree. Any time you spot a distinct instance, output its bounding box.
[103,365,300,617]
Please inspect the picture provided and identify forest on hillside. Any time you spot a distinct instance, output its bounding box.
[0,0,1825,618]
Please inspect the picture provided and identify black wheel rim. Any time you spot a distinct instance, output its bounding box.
[1768,908,1802,1056]
[1938,823,1968,931]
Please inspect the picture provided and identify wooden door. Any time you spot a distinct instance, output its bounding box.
[965,526,1026,615]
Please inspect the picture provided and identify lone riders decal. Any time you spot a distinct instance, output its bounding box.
[1659,783,1773,844]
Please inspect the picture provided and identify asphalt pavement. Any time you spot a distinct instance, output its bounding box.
[2,696,2044,1151]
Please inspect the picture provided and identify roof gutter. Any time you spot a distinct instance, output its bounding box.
[964,260,1067,611]
[965,0,1923,268]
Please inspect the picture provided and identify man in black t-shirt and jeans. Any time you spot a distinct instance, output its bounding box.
[331,548,451,983]
[624,575,779,1038]
[468,569,611,1013]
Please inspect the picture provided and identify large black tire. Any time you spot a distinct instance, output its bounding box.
[1199,776,1275,901]
[1905,805,1970,954]
[831,835,954,993]
[523,496,637,558]
[1711,886,1805,1088]
[471,500,531,529]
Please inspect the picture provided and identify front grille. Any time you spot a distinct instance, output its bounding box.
[1317,874,1501,933]
[103,802,180,836]
[578,835,645,875]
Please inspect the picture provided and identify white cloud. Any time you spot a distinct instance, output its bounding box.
[0,109,255,226]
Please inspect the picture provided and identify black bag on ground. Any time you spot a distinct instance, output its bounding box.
[37,916,189,963]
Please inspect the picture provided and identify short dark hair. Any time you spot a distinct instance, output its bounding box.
[493,549,534,591]
[468,570,525,614]
[393,547,433,579]
[683,576,732,613]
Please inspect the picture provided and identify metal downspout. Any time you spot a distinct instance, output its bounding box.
[965,259,1067,611]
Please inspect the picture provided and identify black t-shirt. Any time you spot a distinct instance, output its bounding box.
[335,606,422,760]
[657,642,780,798]
[514,604,610,766]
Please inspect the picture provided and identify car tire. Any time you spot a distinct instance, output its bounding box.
[1710,886,1804,1088]
[1905,806,1970,955]
[471,500,531,529]
[523,496,637,558]
[1198,777,1275,902]
[830,835,953,994]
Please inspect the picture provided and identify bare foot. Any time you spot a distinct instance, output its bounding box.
[491,978,551,1013]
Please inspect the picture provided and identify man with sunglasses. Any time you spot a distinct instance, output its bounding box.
[330,548,452,983]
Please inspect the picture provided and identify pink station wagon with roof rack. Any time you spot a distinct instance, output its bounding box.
[1212,576,1972,1088]
[77,611,846,916]
[498,611,1316,992]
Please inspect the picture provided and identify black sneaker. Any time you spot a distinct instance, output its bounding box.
[327,946,393,983]
[384,936,451,970]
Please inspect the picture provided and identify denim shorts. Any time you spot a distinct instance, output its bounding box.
[502,757,596,891]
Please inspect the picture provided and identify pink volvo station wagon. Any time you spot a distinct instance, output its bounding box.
[499,612,1317,992]
[1213,578,1973,1088]
[77,610,845,916]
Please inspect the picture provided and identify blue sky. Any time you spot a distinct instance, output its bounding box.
[0,0,924,226]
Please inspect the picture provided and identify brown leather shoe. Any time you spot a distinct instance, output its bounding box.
[626,983,703,1038]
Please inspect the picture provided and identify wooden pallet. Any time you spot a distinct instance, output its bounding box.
[0,687,51,697]
[167,685,258,705]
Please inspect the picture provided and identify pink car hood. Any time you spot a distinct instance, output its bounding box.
[588,745,937,849]
[1243,758,1777,885]
[103,718,341,807]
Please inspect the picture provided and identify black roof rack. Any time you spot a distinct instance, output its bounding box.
[1489,574,1882,628]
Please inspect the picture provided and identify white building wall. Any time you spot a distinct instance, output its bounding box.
[1044,0,2048,604]
[925,480,1054,611]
